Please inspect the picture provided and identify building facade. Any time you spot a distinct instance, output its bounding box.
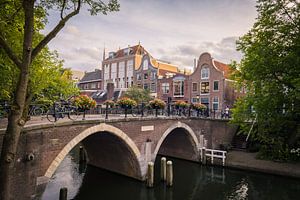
[101,44,240,110]
[102,44,147,90]
[189,52,236,111]
[78,69,102,95]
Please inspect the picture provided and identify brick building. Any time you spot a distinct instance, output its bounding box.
[78,69,102,95]
[102,44,147,90]
[189,52,237,111]
[101,44,240,109]
[135,54,179,98]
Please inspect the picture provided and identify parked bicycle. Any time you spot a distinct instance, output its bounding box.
[28,104,46,116]
[46,100,80,122]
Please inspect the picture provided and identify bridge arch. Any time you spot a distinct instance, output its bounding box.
[44,123,142,179]
[153,121,200,161]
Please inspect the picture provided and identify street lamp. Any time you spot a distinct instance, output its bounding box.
[196,95,200,103]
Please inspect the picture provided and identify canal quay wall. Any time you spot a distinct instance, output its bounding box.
[0,117,237,200]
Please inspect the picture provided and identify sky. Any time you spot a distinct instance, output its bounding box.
[44,0,258,72]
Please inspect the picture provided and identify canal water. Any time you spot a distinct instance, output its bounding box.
[42,148,300,200]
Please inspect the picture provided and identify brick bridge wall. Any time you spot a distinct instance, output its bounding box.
[0,117,237,200]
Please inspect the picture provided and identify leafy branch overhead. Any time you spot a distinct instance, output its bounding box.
[232,0,300,161]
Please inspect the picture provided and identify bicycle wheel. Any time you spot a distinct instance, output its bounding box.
[46,110,57,122]
[33,107,43,116]
[68,109,80,120]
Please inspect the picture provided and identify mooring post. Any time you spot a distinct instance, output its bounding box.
[59,187,68,200]
[161,157,167,181]
[147,162,154,188]
[166,161,173,187]
[79,146,86,163]
[201,147,207,165]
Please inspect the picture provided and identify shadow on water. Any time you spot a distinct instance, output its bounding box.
[42,149,300,200]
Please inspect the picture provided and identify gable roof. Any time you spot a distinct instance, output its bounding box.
[105,44,147,60]
[79,70,102,83]
[212,60,232,79]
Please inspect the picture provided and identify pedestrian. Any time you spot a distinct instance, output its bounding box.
[225,106,230,118]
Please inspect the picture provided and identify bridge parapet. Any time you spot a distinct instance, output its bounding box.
[0,117,237,200]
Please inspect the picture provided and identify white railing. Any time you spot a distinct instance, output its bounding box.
[200,147,227,166]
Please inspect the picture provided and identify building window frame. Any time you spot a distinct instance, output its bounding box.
[201,66,209,79]
[173,80,184,97]
[212,96,219,110]
[162,83,169,94]
[213,80,219,91]
[192,82,198,92]
[200,81,210,95]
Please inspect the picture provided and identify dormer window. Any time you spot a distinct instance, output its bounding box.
[109,52,115,58]
[201,66,209,79]
[143,59,148,70]
[124,48,131,55]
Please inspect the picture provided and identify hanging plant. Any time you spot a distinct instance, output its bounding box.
[74,95,96,111]
[175,100,189,108]
[104,100,115,108]
[117,97,137,109]
[149,98,166,109]
[192,103,207,111]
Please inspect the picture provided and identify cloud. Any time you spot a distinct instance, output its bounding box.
[154,36,242,69]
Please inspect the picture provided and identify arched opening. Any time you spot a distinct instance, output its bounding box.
[81,131,141,179]
[153,122,199,162]
[40,124,143,199]
[44,124,142,180]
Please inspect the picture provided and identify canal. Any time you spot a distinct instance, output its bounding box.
[42,147,300,200]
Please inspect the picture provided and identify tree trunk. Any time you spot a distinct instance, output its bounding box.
[0,1,34,199]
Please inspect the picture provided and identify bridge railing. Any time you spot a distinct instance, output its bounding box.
[201,147,227,166]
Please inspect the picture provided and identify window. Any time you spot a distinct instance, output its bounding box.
[150,83,156,92]
[151,72,156,80]
[192,82,198,92]
[201,97,209,104]
[213,81,219,91]
[143,59,148,70]
[162,83,169,94]
[201,66,209,79]
[137,73,141,80]
[191,97,199,103]
[173,80,184,96]
[201,82,209,94]
[91,83,96,89]
[213,96,219,110]
[144,83,149,90]
[144,73,148,80]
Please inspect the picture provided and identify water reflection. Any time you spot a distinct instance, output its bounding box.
[42,150,300,200]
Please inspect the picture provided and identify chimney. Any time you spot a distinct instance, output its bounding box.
[106,82,114,100]
[193,58,197,71]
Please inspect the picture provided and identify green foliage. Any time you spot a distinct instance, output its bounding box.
[231,0,300,161]
[124,85,152,104]
[149,98,166,109]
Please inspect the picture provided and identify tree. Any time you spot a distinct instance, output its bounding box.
[0,1,119,199]
[124,85,152,104]
[231,0,300,161]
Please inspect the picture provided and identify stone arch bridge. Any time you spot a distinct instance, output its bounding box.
[0,117,237,199]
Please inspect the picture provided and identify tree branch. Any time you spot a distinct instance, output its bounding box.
[31,0,81,61]
[60,0,66,19]
[0,35,22,69]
